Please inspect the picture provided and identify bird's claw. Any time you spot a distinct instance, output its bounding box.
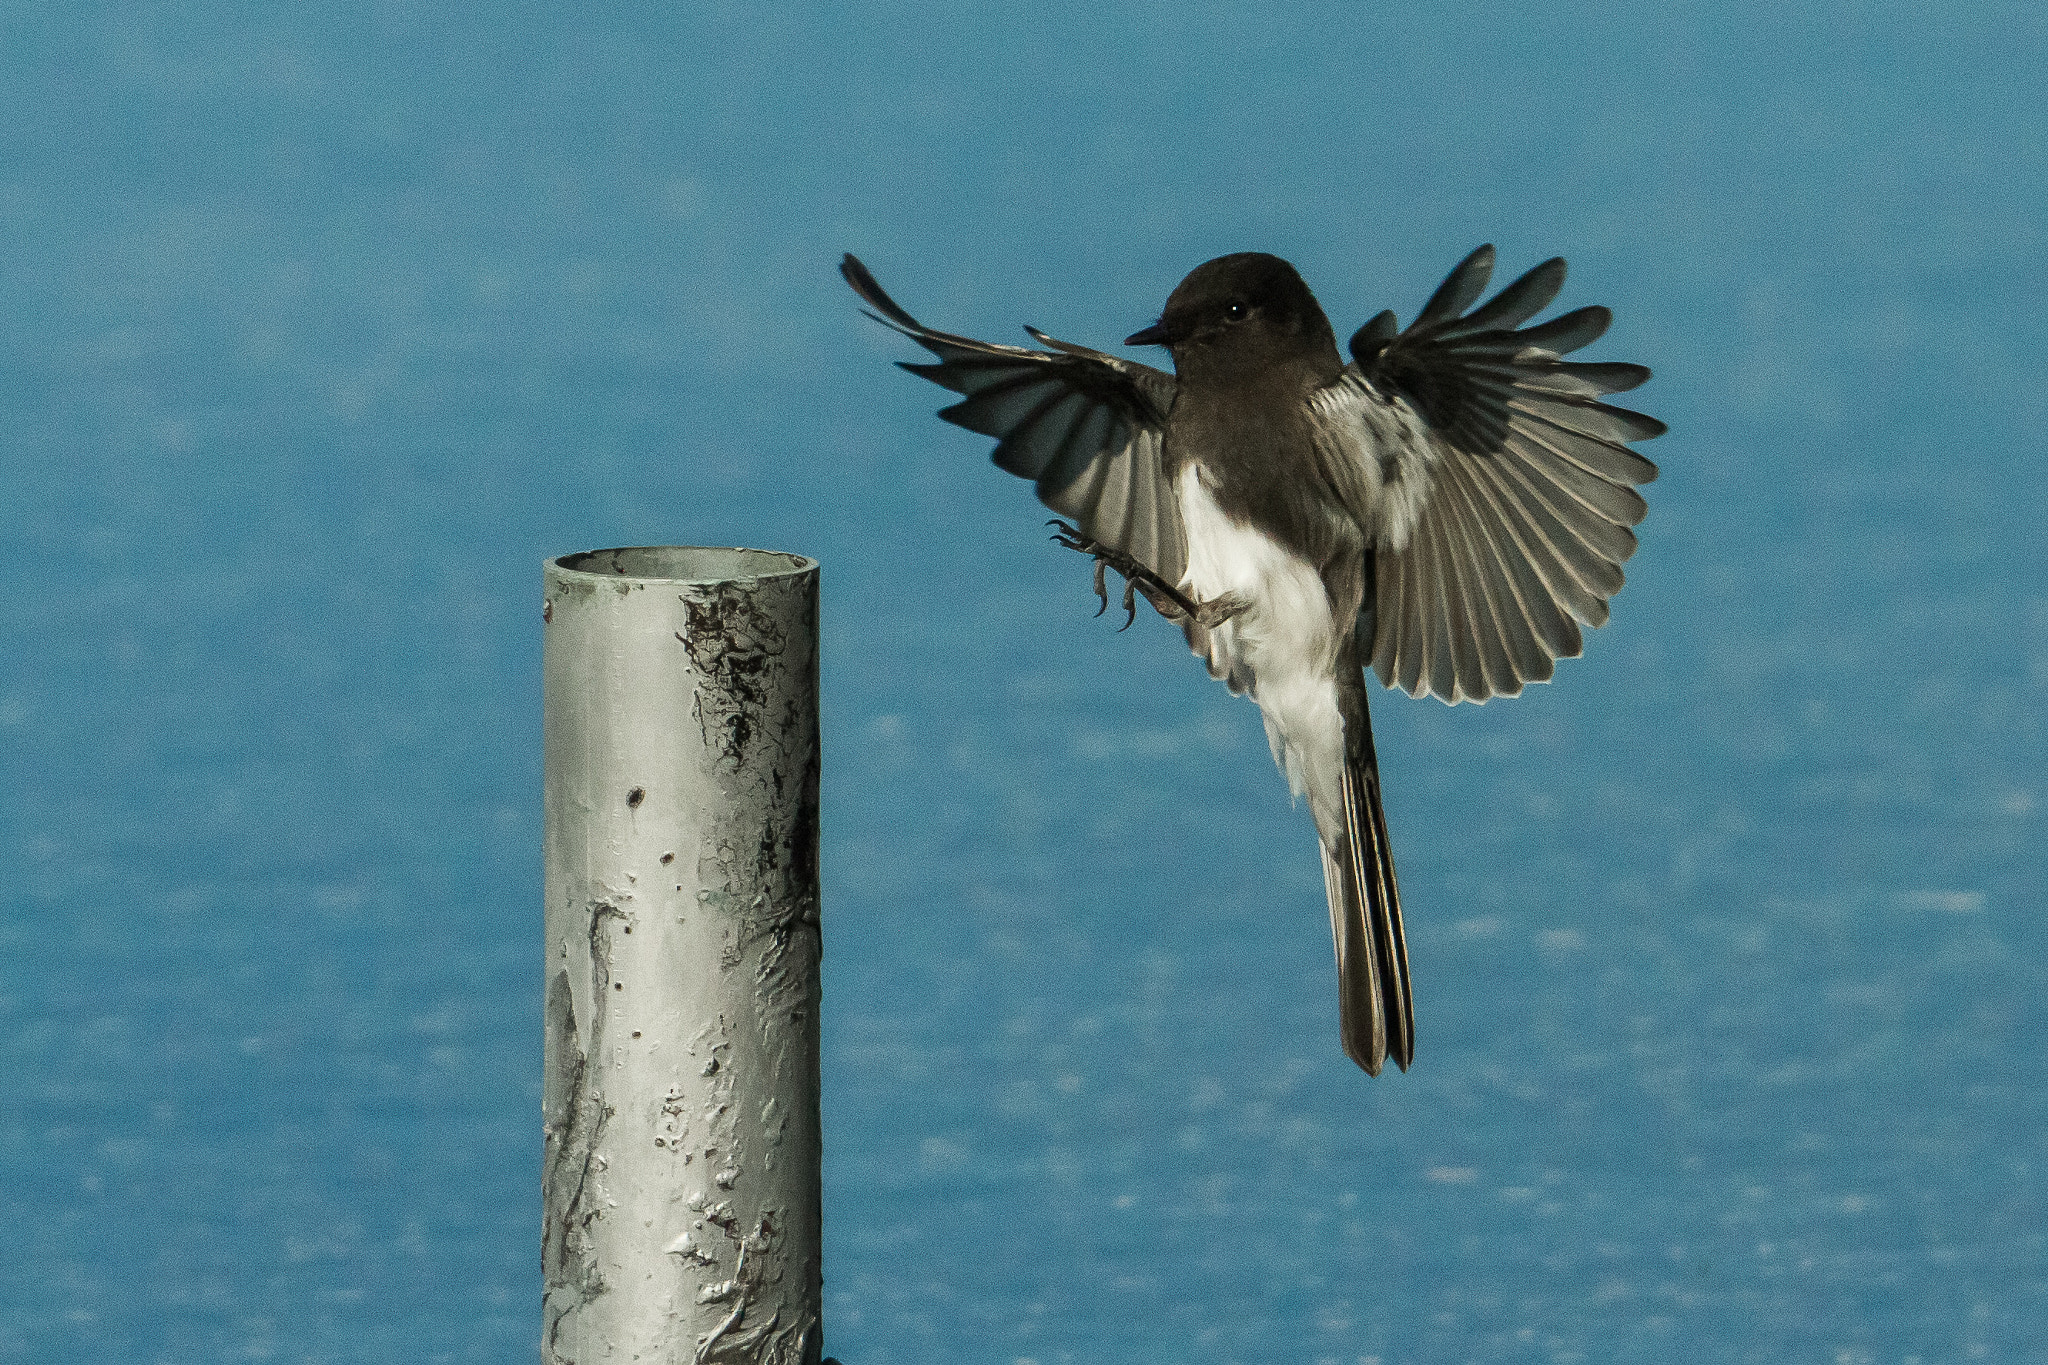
[1047,518,1091,554]
[1084,543,1139,628]
[1046,518,1201,628]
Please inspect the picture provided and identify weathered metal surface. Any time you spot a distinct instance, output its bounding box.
[542,547,821,1365]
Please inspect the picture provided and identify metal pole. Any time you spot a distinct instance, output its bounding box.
[542,546,822,1365]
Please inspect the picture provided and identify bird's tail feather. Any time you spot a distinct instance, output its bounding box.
[1320,688,1414,1076]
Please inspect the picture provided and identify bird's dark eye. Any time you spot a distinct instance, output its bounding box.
[1224,301,1249,322]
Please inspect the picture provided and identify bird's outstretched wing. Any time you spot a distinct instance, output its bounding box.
[1308,246,1665,704]
[841,254,1187,588]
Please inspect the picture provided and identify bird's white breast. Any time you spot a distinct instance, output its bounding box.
[1177,462,1348,846]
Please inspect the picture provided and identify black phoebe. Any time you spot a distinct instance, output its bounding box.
[842,247,1663,1076]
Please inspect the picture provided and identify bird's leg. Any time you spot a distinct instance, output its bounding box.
[1188,590,1251,629]
[1045,520,1249,630]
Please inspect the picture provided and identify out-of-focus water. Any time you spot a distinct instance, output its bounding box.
[3,4,2044,1361]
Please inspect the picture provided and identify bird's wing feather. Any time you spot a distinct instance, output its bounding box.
[841,254,1186,586]
[1309,245,1665,704]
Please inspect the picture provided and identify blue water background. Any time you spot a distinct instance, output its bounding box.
[4,4,2044,1361]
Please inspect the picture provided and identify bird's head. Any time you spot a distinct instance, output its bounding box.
[1125,253,1340,384]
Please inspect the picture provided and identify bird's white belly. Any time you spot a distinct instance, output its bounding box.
[1177,463,1348,845]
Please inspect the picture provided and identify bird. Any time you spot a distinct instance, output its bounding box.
[840,246,1663,1075]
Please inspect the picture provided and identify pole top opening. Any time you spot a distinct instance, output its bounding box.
[549,546,816,585]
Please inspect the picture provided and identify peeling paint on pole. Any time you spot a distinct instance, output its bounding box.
[542,547,821,1365]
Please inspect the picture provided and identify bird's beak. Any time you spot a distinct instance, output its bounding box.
[1124,319,1172,347]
